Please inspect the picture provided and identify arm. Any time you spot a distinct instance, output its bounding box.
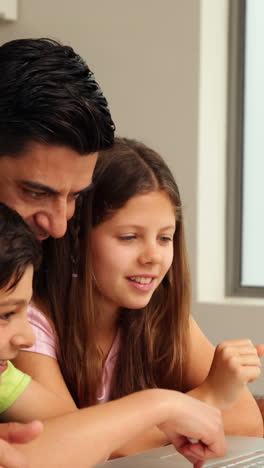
[13,351,170,455]
[12,303,77,415]
[10,354,223,464]
[14,389,226,468]
[13,318,262,455]
[1,379,77,423]
[12,351,170,456]
[109,427,168,459]
[112,317,264,457]
[12,351,77,415]
[0,360,75,423]
[185,317,264,437]
[255,397,264,435]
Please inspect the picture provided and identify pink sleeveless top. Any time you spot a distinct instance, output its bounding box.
[24,305,120,403]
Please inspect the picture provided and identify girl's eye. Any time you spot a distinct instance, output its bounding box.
[160,236,173,243]
[119,235,136,241]
[0,311,15,321]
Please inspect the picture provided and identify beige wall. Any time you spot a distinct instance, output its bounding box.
[1,0,263,394]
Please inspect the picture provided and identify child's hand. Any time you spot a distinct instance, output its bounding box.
[0,420,43,468]
[201,339,264,409]
[158,391,225,468]
[0,421,43,444]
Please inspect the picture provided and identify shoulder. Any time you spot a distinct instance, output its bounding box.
[27,304,54,333]
[0,362,31,413]
[23,304,57,359]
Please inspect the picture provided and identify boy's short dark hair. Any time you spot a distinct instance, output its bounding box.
[0,203,42,291]
[0,38,115,157]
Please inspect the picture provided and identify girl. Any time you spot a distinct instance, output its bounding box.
[14,138,264,455]
[0,201,226,468]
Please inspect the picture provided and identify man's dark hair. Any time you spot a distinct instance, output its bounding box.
[0,203,42,291]
[0,38,115,156]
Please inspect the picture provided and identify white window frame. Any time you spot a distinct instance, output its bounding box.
[226,0,264,296]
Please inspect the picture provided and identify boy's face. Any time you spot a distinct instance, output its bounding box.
[0,265,35,379]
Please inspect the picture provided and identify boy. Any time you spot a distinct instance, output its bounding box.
[0,202,74,423]
[0,202,40,406]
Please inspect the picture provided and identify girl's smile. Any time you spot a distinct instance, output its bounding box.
[126,275,157,292]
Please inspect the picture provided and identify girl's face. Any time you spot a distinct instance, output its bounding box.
[91,190,176,316]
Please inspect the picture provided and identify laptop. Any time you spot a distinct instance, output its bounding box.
[98,436,264,467]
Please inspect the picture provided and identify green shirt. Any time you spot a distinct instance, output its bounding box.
[0,361,31,413]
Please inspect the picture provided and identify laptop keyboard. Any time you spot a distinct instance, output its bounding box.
[208,450,264,467]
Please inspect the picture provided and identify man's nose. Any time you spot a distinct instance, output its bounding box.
[34,199,75,239]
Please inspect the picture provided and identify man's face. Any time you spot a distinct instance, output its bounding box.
[0,142,97,240]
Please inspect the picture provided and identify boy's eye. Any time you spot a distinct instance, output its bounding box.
[0,311,15,321]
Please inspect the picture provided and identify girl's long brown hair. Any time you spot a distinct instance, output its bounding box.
[34,138,191,407]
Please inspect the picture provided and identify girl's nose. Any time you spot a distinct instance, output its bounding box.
[138,247,162,265]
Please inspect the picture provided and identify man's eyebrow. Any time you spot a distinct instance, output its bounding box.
[0,299,26,307]
[21,180,60,195]
[20,180,94,196]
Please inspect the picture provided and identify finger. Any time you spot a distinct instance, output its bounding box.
[187,442,223,463]
[256,344,264,357]
[178,445,204,466]
[0,421,43,444]
[221,345,259,357]
[227,362,261,383]
[0,439,28,468]
[218,339,254,348]
[247,367,262,382]
[199,432,226,459]
[169,434,189,451]
[194,461,204,468]
[171,436,204,465]
[180,442,217,466]
[234,355,261,366]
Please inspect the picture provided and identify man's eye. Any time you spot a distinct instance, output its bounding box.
[0,312,15,321]
[70,193,81,200]
[23,189,45,199]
